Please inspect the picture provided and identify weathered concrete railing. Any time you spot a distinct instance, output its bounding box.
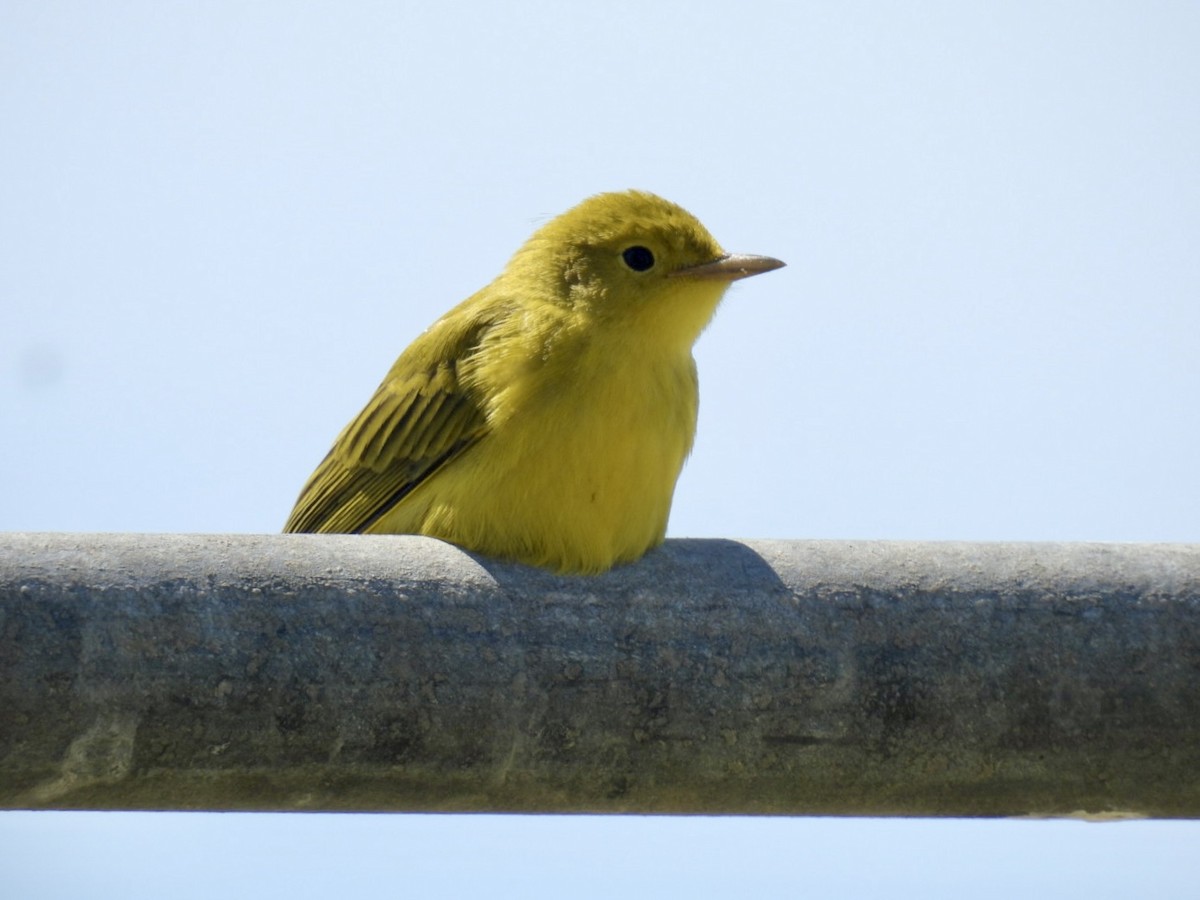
[1,533,1198,817]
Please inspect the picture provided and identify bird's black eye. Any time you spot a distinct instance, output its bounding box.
[621,245,655,272]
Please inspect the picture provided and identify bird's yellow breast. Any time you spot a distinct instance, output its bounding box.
[365,318,699,574]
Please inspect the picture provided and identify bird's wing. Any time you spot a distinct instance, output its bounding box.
[283,319,492,534]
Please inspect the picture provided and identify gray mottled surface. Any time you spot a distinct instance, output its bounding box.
[1,533,1198,817]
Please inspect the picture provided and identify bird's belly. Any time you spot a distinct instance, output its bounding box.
[380,366,696,573]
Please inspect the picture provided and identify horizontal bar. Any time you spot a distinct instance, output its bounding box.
[1,533,1198,817]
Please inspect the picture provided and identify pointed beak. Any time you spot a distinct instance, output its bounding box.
[669,253,786,281]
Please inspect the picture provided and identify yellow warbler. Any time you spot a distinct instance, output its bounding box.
[284,190,783,573]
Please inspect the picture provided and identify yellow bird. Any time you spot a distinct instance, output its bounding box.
[284,190,784,573]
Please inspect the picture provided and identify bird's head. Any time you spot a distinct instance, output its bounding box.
[503,190,784,352]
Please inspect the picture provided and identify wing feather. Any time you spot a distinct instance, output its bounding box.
[283,317,492,534]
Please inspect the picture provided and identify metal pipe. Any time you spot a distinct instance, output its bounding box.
[2,533,1198,817]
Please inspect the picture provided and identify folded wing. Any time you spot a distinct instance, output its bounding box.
[284,323,491,534]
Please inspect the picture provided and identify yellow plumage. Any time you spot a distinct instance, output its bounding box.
[284,190,783,573]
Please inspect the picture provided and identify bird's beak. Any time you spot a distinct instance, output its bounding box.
[669,253,786,281]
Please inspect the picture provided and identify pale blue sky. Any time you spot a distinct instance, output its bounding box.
[2,2,1198,897]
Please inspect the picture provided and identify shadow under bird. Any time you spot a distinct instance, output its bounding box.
[284,190,784,574]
